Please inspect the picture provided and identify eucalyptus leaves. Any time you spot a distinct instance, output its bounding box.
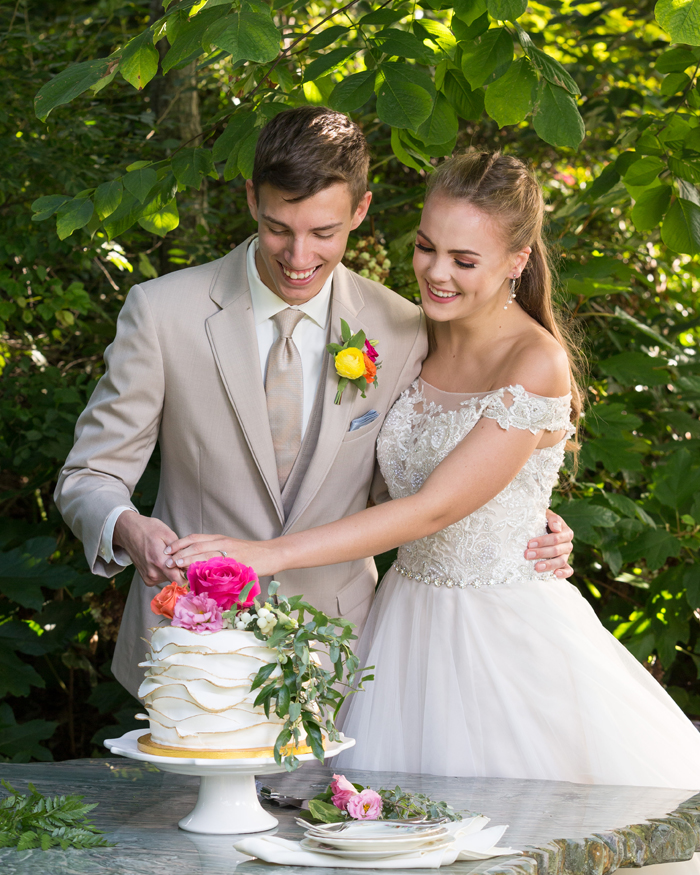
[236,581,373,770]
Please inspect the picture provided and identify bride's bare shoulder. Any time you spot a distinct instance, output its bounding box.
[497,322,571,398]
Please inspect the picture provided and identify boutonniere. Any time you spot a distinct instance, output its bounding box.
[326,319,381,405]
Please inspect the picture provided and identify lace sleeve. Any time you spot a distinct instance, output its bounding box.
[478,385,574,436]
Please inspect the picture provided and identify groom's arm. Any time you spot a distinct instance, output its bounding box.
[54,284,178,582]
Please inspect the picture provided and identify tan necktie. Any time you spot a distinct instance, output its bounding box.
[265,308,305,489]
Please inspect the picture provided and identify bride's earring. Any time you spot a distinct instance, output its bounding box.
[504,276,517,310]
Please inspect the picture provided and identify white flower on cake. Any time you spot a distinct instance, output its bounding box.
[233,611,253,631]
[256,606,277,636]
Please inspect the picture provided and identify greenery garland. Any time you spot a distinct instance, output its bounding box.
[223,581,374,770]
[308,780,464,824]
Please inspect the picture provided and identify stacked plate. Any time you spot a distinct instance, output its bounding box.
[296,818,453,861]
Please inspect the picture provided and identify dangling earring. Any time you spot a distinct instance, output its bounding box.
[504,276,517,310]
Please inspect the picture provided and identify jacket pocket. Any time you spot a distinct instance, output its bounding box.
[336,564,376,615]
[341,416,383,443]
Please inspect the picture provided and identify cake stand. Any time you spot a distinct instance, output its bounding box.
[104,729,355,835]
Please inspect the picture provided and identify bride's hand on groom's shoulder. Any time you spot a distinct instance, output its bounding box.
[525,510,574,579]
[164,533,278,578]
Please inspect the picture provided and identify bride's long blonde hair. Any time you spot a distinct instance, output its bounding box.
[425,150,583,429]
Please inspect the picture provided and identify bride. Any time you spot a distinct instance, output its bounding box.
[166,151,700,789]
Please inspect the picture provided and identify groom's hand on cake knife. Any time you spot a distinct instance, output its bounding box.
[525,509,574,579]
[113,512,183,586]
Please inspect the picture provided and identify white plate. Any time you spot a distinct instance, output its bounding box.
[306,821,448,839]
[302,828,450,852]
[300,836,454,859]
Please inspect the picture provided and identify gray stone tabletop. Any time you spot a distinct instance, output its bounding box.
[0,757,698,875]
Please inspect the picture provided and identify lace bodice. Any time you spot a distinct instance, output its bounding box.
[377,378,575,589]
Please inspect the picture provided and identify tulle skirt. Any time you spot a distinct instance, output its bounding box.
[336,569,700,789]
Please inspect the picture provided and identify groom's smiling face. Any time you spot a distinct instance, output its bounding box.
[246,181,371,306]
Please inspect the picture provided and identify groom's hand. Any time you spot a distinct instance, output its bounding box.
[525,510,574,579]
[113,512,182,587]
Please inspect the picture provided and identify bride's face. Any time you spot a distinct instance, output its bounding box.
[413,193,530,323]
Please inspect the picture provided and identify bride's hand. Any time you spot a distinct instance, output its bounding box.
[164,534,280,578]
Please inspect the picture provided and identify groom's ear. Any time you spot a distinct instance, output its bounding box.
[350,191,373,231]
[246,180,259,222]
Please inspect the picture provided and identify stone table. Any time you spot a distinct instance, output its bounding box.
[0,758,699,875]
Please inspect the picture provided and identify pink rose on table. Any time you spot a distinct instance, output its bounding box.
[172,592,223,633]
[187,557,260,611]
[330,774,359,811]
[346,789,383,820]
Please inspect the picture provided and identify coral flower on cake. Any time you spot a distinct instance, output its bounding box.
[187,557,260,611]
[151,581,188,619]
[172,592,223,632]
[346,789,383,820]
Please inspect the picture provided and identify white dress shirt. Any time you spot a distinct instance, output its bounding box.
[99,237,333,566]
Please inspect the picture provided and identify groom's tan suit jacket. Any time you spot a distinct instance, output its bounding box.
[55,238,427,697]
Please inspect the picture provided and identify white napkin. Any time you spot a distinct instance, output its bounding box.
[233,816,518,869]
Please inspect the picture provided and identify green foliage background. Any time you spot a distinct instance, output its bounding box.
[2,0,700,760]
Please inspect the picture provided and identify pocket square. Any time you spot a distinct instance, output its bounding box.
[349,410,379,432]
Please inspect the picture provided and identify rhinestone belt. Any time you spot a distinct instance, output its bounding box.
[392,561,484,589]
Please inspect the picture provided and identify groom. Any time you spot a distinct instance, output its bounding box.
[55,106,574,698]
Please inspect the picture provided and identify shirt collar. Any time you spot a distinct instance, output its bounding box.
[247,237,332,329]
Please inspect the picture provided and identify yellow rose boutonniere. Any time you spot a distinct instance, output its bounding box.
[327,319,382,404]
[335,347,366,380]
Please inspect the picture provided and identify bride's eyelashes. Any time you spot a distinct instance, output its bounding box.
[414,241,476,269]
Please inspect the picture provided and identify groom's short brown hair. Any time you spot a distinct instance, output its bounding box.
[252,106,370,209]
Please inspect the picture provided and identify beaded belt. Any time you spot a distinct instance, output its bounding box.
[392,561,483,589]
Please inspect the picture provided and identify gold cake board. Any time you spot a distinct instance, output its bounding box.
[137,733,318,759]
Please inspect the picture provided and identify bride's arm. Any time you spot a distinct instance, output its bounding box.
[166,411,547,578]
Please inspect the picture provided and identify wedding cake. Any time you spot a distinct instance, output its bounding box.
[136,626,289,755]
[133,557,364,763]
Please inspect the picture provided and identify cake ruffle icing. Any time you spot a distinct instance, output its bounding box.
[137,626,286,751]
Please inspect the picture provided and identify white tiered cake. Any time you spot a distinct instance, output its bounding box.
[136,626,290,756]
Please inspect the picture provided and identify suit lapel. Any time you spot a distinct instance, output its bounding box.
[206,240,284,523]
[284,265,369,533]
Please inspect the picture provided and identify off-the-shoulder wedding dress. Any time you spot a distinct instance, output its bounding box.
[337,378,700,790]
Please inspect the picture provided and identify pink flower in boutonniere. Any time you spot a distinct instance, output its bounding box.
[327,319,382,404]
[330,774,359,811]
[347,788,383,820]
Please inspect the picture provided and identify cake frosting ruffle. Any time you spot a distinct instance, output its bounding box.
[137,626,286,751]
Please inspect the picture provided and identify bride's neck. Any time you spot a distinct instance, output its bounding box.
[432,299,520,357]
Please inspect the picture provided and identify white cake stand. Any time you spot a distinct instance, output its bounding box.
[104,728,355,835]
